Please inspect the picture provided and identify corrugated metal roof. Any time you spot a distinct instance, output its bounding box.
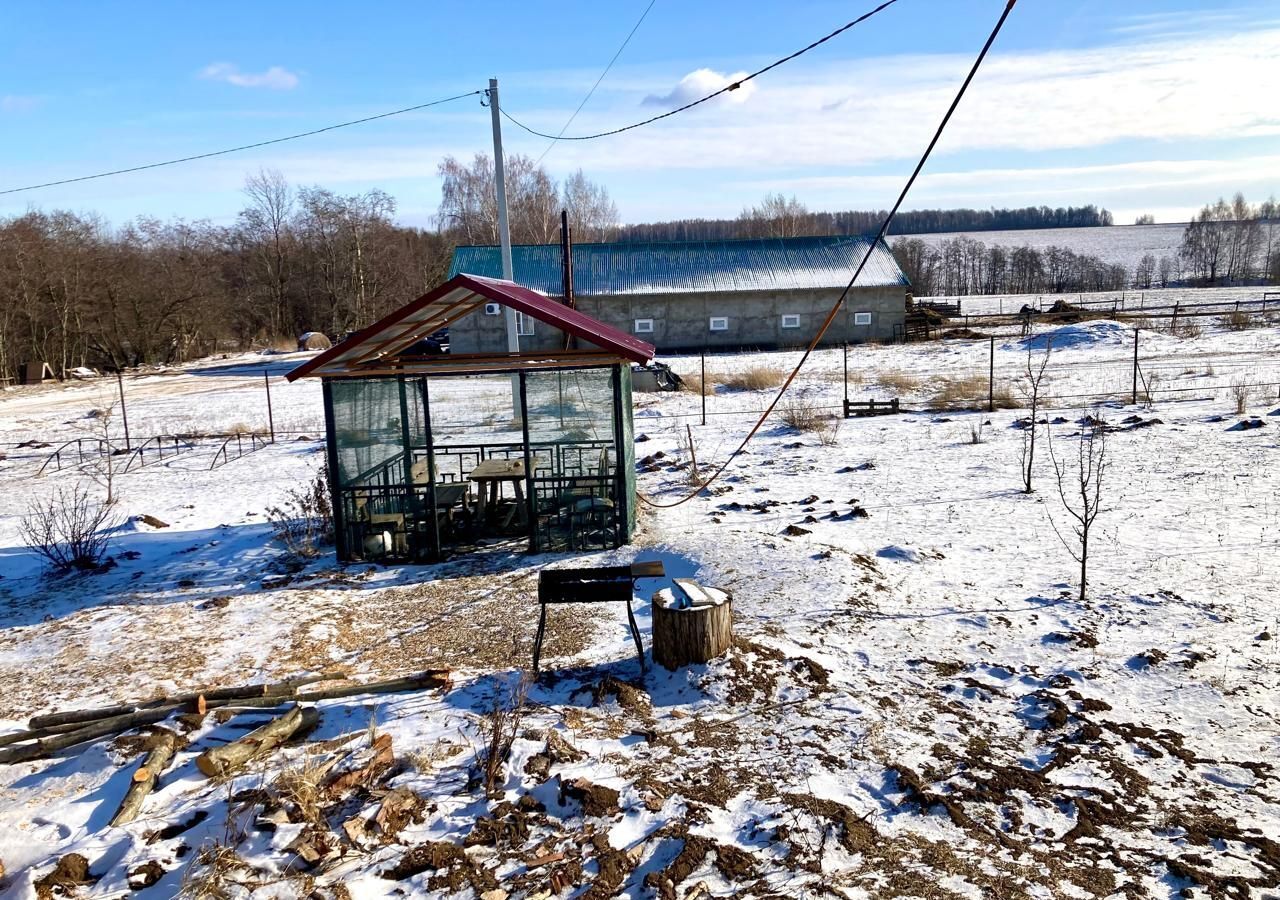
[448,235,908,296]
[287,274,655,380]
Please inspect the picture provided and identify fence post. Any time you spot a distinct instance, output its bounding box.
[987,336,995,413]
[700,347,707,427]
[842,342,849,415]
[264,370,275,443]
[116,371,131,451]
[1131,328,1139,405]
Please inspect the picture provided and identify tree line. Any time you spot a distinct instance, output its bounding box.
[0,157,618,380]
[616,195,1114,243]
[890,192,1279,297]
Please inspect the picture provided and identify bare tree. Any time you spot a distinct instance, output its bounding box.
[1019,339,1052,493]
[562,169,619,243]
[1047,414,1109,604]
[737,193,811,239]
[240,169,295,339]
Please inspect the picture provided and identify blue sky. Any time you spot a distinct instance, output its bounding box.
[1,0,1276,228]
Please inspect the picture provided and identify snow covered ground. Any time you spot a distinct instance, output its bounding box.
[0,313,1278,899]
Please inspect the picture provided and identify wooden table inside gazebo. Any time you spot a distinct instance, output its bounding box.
[469,458,529,529]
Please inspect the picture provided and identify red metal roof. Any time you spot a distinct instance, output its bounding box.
[286,273,655,381]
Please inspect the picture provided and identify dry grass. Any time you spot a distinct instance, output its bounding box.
[720,365,787,392]
[271,756,330,826]
[875,370,921,394]
[679,372,717,396]
[1223,310,1254,331]
[780,396,842,446]
[927,375,1020,411]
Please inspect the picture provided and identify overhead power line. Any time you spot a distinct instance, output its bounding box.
[501,0,901,142]
[639,0,1020,510]
[534,0,658,167]
[0,90,484,196]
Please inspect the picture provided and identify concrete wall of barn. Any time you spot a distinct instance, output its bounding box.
[450,286,907,355]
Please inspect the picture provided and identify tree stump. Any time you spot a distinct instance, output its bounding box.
[651,583,733,670]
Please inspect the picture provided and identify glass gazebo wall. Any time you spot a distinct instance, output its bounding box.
[323,363,632,562]
[521,366,624,553]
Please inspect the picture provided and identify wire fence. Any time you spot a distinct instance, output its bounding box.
[655,327,1280,425]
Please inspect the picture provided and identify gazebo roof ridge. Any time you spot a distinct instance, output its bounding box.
[286,273,656,381]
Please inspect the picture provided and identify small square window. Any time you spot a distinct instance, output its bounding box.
[709,316,729,332]
[484,302,501,316]
[853,311,873,326]
[516,311,536,336]
[634,318,654,334]
[781,314,800,329]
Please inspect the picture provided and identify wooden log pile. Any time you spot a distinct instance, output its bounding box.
[0,669,450,767]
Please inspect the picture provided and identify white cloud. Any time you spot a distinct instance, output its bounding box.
[199,62,299,90]
[1,95,41,113]
[642,68,757,107]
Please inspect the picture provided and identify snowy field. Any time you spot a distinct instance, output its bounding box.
[0,312,1278,899]
[898,223,1186,271]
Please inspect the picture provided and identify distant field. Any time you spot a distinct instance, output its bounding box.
[897,222,1186,270]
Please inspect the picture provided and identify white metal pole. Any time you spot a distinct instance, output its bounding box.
[488,78,523,417]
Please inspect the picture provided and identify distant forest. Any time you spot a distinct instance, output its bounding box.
[616,202,1114,243]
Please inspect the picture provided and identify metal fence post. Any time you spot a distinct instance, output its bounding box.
[264,370,275,442]
[116,371,131,451]
[700,347,707,427]
[1131,328,1139,405]
[842,342,849,417]
[987,336,995,413]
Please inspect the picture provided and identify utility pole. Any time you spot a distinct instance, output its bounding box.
[488,77,522,415]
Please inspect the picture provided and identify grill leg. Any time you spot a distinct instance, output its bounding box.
[532,602,548,674]
[625,599,646,673]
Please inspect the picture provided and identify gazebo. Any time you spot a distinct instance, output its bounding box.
[286,274,655,563]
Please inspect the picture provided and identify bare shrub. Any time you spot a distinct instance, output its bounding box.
[968,420,988,444]
[875,370,920,394]
[1047,414,1109,605]
[1229,376,1252,415]
[265,471,334,558]
[479,670,531,798]
[720,365,786,392]
[781,396,840,445]
[679,426,705,486]
[21,482,119,574]
[1223,310,1253,331]
[1171,319,1202,339]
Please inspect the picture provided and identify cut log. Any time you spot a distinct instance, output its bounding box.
[651,586,733,670]
[196,705,319,778]
[27,670,346,730]
[110,731,178,826]
[294,670,450,703]
[0,705,185,766]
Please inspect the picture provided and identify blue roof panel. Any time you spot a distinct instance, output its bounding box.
[447,235,908,296]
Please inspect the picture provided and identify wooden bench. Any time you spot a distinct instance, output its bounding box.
[844,397,900,418]
[532,560,665,674]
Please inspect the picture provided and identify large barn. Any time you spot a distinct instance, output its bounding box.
[447,235,910,353]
